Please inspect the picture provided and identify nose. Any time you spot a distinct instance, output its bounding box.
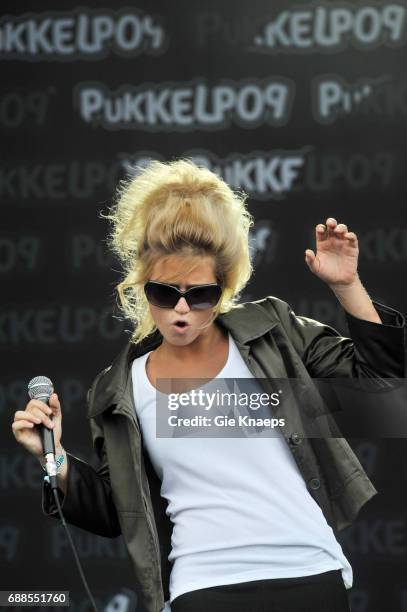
[174,296,190,313]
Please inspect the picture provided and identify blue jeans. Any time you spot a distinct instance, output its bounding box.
[171,569,351,612]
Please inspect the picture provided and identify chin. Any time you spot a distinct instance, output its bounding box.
[164,328,197,343]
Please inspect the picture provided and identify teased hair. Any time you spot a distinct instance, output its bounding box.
[100,158,254,345]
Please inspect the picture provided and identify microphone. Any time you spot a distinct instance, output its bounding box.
[28,376,58,490]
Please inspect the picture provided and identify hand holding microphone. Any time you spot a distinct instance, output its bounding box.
[12,377,65,490]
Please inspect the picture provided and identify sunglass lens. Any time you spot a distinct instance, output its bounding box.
[188,286,222,309]
[144,283,177,308]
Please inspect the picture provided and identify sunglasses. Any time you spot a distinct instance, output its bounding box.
[144,280,222,310]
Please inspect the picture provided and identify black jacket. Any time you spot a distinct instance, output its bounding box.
[42,295,406,612]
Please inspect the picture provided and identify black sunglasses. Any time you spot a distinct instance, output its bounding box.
[144,281,222,310]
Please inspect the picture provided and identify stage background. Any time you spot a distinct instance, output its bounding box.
[1,1,407,611]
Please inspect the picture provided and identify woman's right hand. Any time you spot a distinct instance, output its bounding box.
[12,393,62,459]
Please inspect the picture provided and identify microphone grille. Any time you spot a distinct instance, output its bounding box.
[28,376,54,401]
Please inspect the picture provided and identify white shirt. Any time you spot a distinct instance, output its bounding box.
[131,331,353,606]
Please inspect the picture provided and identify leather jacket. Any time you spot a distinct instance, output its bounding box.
[42,295,406,612]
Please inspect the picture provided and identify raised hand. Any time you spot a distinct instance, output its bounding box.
[304,217,359,287]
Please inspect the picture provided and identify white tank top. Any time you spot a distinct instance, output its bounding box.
[131,331,353,606]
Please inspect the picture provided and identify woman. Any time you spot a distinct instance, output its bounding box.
[12,159,406,612]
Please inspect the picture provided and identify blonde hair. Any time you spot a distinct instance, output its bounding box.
[100,158,254,345]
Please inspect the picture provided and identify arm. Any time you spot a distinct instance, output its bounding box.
[41,391,121,538]
[329,275,382,324]
[297,217,406,378]
[269,296,406,380]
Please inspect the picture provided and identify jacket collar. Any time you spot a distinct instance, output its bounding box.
[87,300,278,418]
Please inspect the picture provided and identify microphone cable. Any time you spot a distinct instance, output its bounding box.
[29,376,99,612]
[44,479,99,612]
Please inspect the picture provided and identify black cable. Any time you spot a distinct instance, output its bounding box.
[48,482,99,612]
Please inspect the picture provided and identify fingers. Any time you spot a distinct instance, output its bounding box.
[14,399,56,430]
[344,231,357,242]
[49,393,61,413]
[316,218,357,242]
[12,419,35,432]
[31,407,55,429]
[326,218,347,233]
[14,409,55,429]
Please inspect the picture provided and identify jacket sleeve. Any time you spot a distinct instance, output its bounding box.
[268,297,406,380]
[41,389,122,538]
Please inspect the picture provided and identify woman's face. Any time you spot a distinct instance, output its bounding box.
[147,256,219,346]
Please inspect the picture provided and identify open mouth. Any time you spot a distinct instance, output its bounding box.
[174,321,189,328]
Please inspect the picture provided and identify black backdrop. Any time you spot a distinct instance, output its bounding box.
[2,2,407,611]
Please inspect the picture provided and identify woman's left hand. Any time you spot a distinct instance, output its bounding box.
[304,217,359,287]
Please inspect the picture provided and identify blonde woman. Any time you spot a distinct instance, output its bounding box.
[12,160,406,612]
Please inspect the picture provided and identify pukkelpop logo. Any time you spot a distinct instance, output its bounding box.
[0,8,168,60]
